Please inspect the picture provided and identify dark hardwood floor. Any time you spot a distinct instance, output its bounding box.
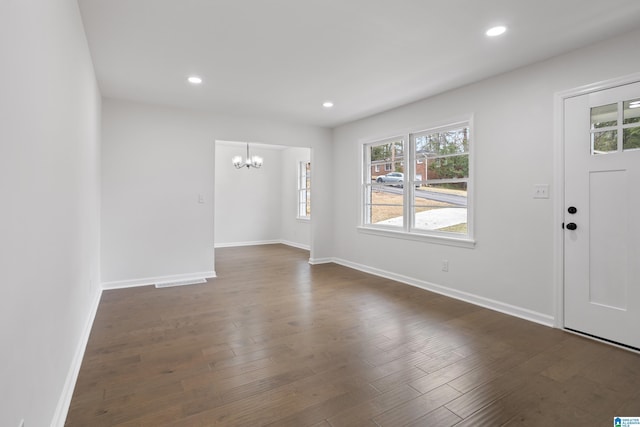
[66,244,640,426]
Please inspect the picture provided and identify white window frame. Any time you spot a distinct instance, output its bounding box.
[385,162,392,171]
[374,164,380,172]
[590,99,640,155]
[359,118,475,248]
[297,160,311,220]
[362,136,406,230]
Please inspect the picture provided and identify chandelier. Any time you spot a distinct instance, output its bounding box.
[232,143,263,169]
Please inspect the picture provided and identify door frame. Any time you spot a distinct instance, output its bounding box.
[553,71,640,329]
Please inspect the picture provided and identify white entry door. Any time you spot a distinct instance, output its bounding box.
[564,81,640,349]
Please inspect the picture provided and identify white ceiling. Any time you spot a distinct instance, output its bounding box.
[78,0,640,128]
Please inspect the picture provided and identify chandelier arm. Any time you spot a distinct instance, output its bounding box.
[232,143,263,169]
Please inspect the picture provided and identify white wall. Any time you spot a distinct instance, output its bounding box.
[331,28,640,324]
[214,143,311,249]
[101,100,216,286]
[281,147,311,249]
[0,0,101,426]
[102,99,332,285]
[215,142,283,246]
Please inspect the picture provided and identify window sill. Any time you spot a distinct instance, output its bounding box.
[296,217,311,222]
[357,226,476,248]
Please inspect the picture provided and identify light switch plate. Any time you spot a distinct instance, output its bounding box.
[533,184,549,199]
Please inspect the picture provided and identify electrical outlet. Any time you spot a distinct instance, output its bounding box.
[442,260,449,272]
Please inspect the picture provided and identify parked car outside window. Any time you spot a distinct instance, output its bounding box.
[376,172,404,185]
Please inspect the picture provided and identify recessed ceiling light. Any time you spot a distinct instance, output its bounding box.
[322,101,334,108]
[486,26,507,37]
[187,76,202,84]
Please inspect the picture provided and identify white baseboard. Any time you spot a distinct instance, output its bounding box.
[279,240,310,251]
[214,240,280,248]
[102,271,216,290]
[332,257,555,327]
[50,288,102,427]
[215,239,310,251]
[308,257,333,265]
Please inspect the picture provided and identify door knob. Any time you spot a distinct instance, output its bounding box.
[568,207,577,214]
[566,222,577,230]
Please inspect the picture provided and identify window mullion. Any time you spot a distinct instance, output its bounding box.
[618,100,623,152]
[406,133,414,232]
[429,152,469,160]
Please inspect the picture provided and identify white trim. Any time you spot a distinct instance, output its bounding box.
[214,239,310,250]
[556,72,640,100]
[214,240,281,248]
[410,119,473,138]
[332,257,554,327]
[102,271,217,290]
[308,257,333,265]
[553,71,640,329]
[50,288,102,427]
[553,88,565,329]
[357,226,476,249]
[280,240,311,251]
[357,114,474,146]
[155,278,207,288]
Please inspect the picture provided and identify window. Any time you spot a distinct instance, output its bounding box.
[591,98,640,154]
[298,161,311,219]
[361,120,472,245]
[374,164,380,172]
[363,138,405,227]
